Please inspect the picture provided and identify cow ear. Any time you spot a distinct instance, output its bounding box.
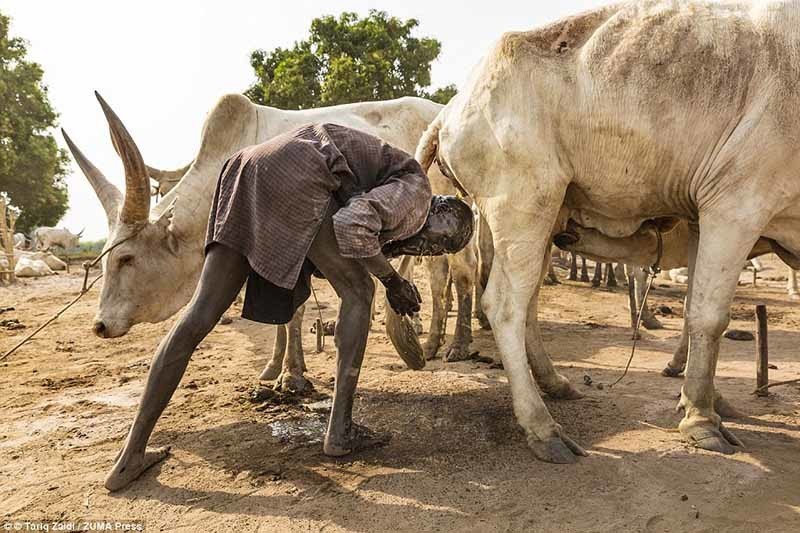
[155,199,176,229]
[154,200,180,255]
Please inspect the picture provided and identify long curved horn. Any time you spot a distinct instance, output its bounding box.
[61,128,122,227]
[95,91,150,225]
[146,161,193,185]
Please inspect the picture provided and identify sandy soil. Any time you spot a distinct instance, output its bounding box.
[1,255,799,532]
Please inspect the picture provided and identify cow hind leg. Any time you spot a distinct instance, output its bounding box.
[677,215,761,454]
[592,261,603,287]
[275,304,309,393]
[474,213,493,330]
[481,198,585,463]
[526,248,583,400]
[423,256,450,360]
[569,252,578,281]
[663,225,699,377]
[580,256,590,282]
[443,249,476,362]
[259,324,287,381]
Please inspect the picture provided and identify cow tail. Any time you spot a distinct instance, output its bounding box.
[415,113,442,173]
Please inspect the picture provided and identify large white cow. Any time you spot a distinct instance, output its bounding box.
[417,0,800,460]
[64,92,479,385]
[32,227,82,252]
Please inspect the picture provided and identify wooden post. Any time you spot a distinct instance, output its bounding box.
[315,318,324,353]
[756,304,769,397]
[0,195,17,284]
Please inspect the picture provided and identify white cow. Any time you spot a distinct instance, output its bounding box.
[417,0,800,460]
[14,256,55,277]
[13,233,27,249]
[32,227,82,252]
[64,92,477,388]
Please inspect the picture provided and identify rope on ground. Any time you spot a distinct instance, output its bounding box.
[609,225,663,388]
[1,273,103,363]
[0,234,133,364]
[609,270,658,388]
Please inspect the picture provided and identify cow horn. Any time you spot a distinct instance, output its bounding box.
[61,128,122,228]
[146,161,193,185]
[95,91,150,225]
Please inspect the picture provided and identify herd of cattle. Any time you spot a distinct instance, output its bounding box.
[14,0,800,463]
[3,227,82,277]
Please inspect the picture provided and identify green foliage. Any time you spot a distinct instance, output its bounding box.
[246,10,455,109]
[76,238,106,254]
[0,11,69,233]
[428,84,457,105]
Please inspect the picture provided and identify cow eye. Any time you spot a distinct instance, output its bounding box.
[118,255,135,267]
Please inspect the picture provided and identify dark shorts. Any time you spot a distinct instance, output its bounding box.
[241,259,316,325]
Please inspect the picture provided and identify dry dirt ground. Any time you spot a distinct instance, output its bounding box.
[1,255,799,532]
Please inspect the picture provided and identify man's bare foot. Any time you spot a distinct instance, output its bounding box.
[104,446,171,492]
[323,424,391,456]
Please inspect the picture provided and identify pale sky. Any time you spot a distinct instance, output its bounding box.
[3,0,609,239]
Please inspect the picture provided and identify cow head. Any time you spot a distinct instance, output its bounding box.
[63,92,202,338]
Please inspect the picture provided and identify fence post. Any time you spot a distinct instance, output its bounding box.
[755,304,769,396]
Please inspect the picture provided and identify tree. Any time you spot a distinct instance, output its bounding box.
[0,12,68,234]
[246,10,456,109]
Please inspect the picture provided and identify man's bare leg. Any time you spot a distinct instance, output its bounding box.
[305,218,383,456]
[105,243,250,491]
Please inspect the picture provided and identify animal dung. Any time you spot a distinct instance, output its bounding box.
[724,329,755,341]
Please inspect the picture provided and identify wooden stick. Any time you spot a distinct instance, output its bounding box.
[315,318,324,353]
[755,304,769,396]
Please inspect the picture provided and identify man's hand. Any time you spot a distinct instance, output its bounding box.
[379,272,422,317]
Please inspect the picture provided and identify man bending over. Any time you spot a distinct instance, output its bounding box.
[104,123,473,491]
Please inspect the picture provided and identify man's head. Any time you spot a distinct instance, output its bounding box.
[383,195,474,258]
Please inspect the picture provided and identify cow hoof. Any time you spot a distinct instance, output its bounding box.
[543,378,584,400]
[641,316,663,330]
[529,434,587,464]
[104,446,171,492]
[444,344,472,362]
[276,373,309,394]
[259,361,282,381]
[679,421,742,455]
[661,364,684,378]
[324,424,390,456]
